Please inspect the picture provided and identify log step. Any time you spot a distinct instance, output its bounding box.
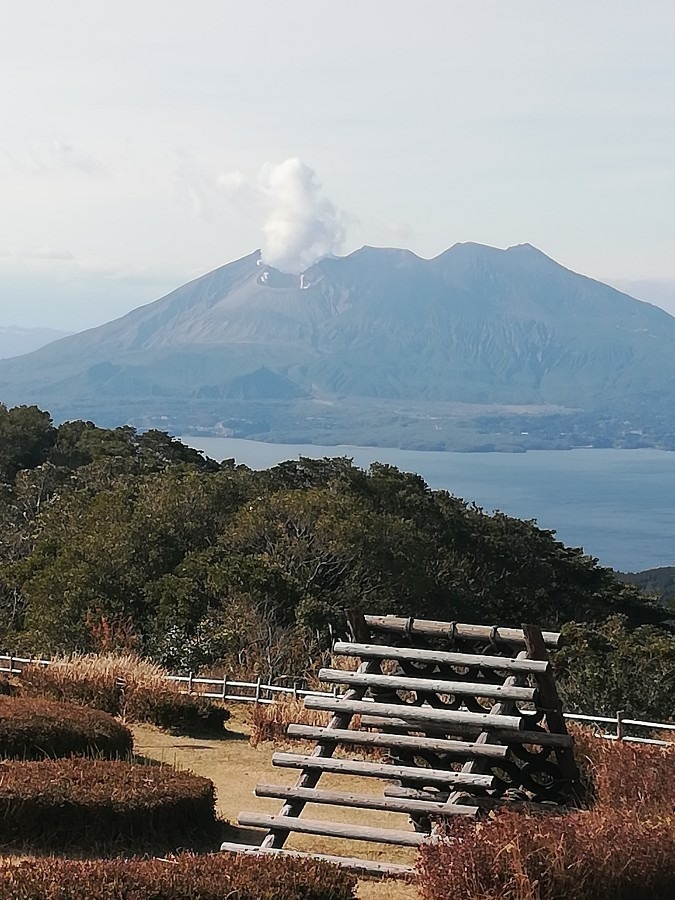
[304,695,524,731]
[333,641,550,674]
[254,783,478,817]
[358,715,573,747]
[318,667,537,701]
[237,812,426,846]
[272,752,495,788]
[220,841,415,878]
[363,615,561,649]
[286,724,508,759]
[384,785,566,812]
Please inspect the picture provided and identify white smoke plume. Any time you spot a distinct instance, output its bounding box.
[219,158,346,273]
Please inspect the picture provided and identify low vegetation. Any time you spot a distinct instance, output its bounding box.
[16,654,230,735]
[418,732,675,900]
[0,757,218,850]
[0,694,132,759]
[249,697,331,747]
[0,853,357,900]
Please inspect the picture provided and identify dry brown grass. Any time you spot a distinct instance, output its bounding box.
[418,731,675,900]
[249,699,332,747]
[49,652,171,696]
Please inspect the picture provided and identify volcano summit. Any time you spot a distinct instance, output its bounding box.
[2,243,675,451]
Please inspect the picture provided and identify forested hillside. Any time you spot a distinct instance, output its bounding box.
[0,403,673,720]
[618,567,675,605]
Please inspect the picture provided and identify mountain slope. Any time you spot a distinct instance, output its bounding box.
[1,243,674,442]
[0,326,72,359]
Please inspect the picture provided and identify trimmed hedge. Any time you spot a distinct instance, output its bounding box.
[125,687,231,735]
[0,758,218,849]
[0,695,133,759]
[17,660,231,735]
[0,854,357,900]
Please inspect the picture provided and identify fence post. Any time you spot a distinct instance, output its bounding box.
[8,655,13,675]
[255,676,261,705]
[222,675,228,701]
[616,709,625,741]
[188,671,194,694]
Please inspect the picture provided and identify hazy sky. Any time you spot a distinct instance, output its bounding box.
[1,1,674,330]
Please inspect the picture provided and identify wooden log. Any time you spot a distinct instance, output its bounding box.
[521,623,580,793]
[304,695,524,731]
[384,786,565,813]
[332,641,550,674]
[364,615,561,649]
[286,724,508,759]
[254,783,478,817]
[237,812,426,846]
[384,785,449,802]
[219,842,415,878]
[318,667,537,702]
[272,752,495,788]
[358,714,489,735]
[358,715,573,747]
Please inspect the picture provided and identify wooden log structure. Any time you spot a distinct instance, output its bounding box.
[238,812,427,846]
[271,751,496,788]
[221,614,573,878]
[318,667,538,702]
[384,785,568,812]
[254,783,479,817]
[303,694,525,731]
[219,842,415,878]
[286,724,509,759]
[364,615,561,649]
[357,715,573,747]
[332,641,550,674]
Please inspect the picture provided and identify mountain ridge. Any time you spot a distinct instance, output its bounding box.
[1,243,674,449]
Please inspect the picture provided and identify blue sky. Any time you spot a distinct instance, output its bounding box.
[1,0,674,329]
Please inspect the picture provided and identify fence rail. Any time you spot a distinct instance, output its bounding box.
[0,653,672,745]
[0,653,338,706]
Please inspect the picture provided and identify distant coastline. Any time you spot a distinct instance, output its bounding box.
[179,436,675,574]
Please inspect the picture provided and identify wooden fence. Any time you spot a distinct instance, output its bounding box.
[0,653,338,705]
[0,652,672,745]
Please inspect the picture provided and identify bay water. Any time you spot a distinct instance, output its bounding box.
[179,437,675,573]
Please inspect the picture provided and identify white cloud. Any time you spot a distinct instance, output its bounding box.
[5,137,105,177]
[219,158,347,273]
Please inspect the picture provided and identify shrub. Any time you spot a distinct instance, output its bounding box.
[17,654,230,735]
[125,687,230,735]
[0,695,133,759]
[417,734,675,900]
[0,853,357,900]
[0,758,218,850]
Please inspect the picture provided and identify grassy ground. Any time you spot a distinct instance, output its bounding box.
[132,706,420,900]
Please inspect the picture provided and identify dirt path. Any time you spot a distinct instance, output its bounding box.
[132,709,420,900]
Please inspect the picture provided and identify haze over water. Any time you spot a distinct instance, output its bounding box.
[179,438,675,573]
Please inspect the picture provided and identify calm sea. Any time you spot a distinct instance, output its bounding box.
[178,437,675,573]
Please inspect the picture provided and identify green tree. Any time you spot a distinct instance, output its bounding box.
[0,405,55,482]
